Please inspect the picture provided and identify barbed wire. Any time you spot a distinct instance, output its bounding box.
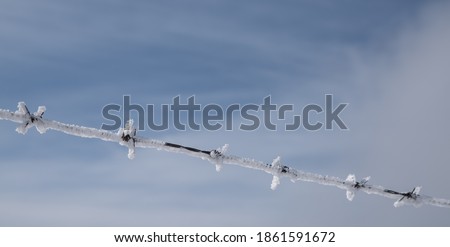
[1,102,449,208]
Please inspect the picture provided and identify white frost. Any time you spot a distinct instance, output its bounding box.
[1,102,450,209]
[271,175,280,190]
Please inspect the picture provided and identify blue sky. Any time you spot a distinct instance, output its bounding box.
[1,0,450,226]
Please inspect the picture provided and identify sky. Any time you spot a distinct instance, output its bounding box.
[1,0,450,226]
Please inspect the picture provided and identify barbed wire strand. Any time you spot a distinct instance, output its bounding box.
[1,102,449,208]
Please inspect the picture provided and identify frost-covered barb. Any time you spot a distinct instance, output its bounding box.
[1,102,450,209]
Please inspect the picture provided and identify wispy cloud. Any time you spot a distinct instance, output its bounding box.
[1,0,449,226]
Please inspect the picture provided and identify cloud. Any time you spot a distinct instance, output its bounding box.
[1,1,450,226]
[356,1,450,188]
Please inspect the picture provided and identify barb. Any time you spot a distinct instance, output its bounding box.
[1,102,450,208]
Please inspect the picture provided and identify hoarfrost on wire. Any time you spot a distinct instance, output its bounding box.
[1,102,450,209]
